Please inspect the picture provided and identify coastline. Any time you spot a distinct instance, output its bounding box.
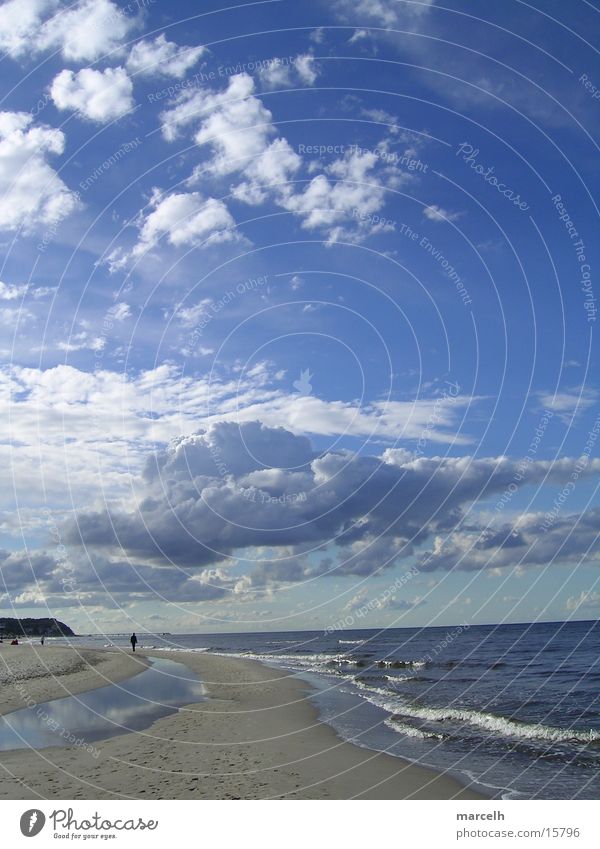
[0,647,486,800]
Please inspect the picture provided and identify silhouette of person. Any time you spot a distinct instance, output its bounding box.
[130,632,138,652]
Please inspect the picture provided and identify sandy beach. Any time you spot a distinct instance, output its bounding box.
[0,647,486,800]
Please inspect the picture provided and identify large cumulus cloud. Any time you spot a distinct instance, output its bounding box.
[62,422,600,589]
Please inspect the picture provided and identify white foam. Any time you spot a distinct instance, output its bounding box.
[384,717,446,740]
[392,703,600,745]
[152,646,210,653]
[352,681,600,746]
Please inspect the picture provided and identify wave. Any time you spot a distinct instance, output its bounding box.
[351,680,600,747]
[384,717,447,741]
[391,703,600,745]
[152,646,210,653]
[435,707,590,749]
[338,639,364,645]
[355,681,416,699]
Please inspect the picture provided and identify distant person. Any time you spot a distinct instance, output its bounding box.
[130,632,138,653]
[10,639,18,645]
[40,635,45,646]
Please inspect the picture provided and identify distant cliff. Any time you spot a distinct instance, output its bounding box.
[0,618,75,637]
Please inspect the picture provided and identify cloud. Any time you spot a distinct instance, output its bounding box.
[258,54,320,89]
[0,547,236,609]
[0,111,80,234]
[0,281,29,300]
[281,147,392,243]
[6,406,600,605]
[333,0,435,28]
[0,0,137,62]
[107,189,239,270]
[423,204,464,223]
[231,138,302,205]
[0,360,477,511]
[158,72,405,243]
[418,507,600,573]
[349,29,370,44]
[177,74,303,206]
[161,73,272,159]
[63,422,600,592]
[126,34,205,79]
[0,306,35,326]
[53,318,105,353]
[566,590,600,612]
[0,281,55,300]
[537,387,598,423]
[108,302,131,322]
[51,67,134,123]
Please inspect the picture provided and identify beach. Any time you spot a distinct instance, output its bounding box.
[0,644,148,716]
[0,647,485,800]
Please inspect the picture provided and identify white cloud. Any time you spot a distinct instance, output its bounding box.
[259,54,320,89]
[165,74,275,176]
[173,299,213,327]
[0,306,35,325]
[108,189,239,270]
[57,332,106,353]
[0,361,476,516]
[0,111,80,234]
[0,0,137,62]
[108,302,131,322]
[349,29,369,44]
[333,0,434,27]
[231,138,301,205]
[423,204,464,223]
[158,72,406,243]
[566,590,600,611]
[51,67,134,123]
[126,34,205,79]
[161,73,307,215]
[135,190,237,251]
[537,387,598,423]
[281,147,390,242]
[0,281,28,300]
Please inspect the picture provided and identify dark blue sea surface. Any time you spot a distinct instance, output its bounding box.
[53,620,600,799]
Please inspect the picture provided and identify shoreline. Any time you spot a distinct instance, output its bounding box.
[0,647,486,800]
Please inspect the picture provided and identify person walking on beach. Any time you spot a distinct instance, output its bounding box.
[40,635,45,646]
[130,632,138,652]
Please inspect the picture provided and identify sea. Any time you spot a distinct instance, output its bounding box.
[52,619,600,799]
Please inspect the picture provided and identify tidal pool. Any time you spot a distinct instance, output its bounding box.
[0,657,205,751]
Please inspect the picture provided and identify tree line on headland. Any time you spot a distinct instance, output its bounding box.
[0,617,75,638]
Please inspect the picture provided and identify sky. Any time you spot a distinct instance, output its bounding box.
[0,0,599,635]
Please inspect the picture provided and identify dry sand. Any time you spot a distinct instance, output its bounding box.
[0,648,486,800]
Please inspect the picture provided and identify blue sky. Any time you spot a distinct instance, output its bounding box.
[0,0,599,634]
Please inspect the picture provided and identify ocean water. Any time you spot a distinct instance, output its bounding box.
[53,620,600,799]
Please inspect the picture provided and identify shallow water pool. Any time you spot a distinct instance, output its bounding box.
[0,657,205,751]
